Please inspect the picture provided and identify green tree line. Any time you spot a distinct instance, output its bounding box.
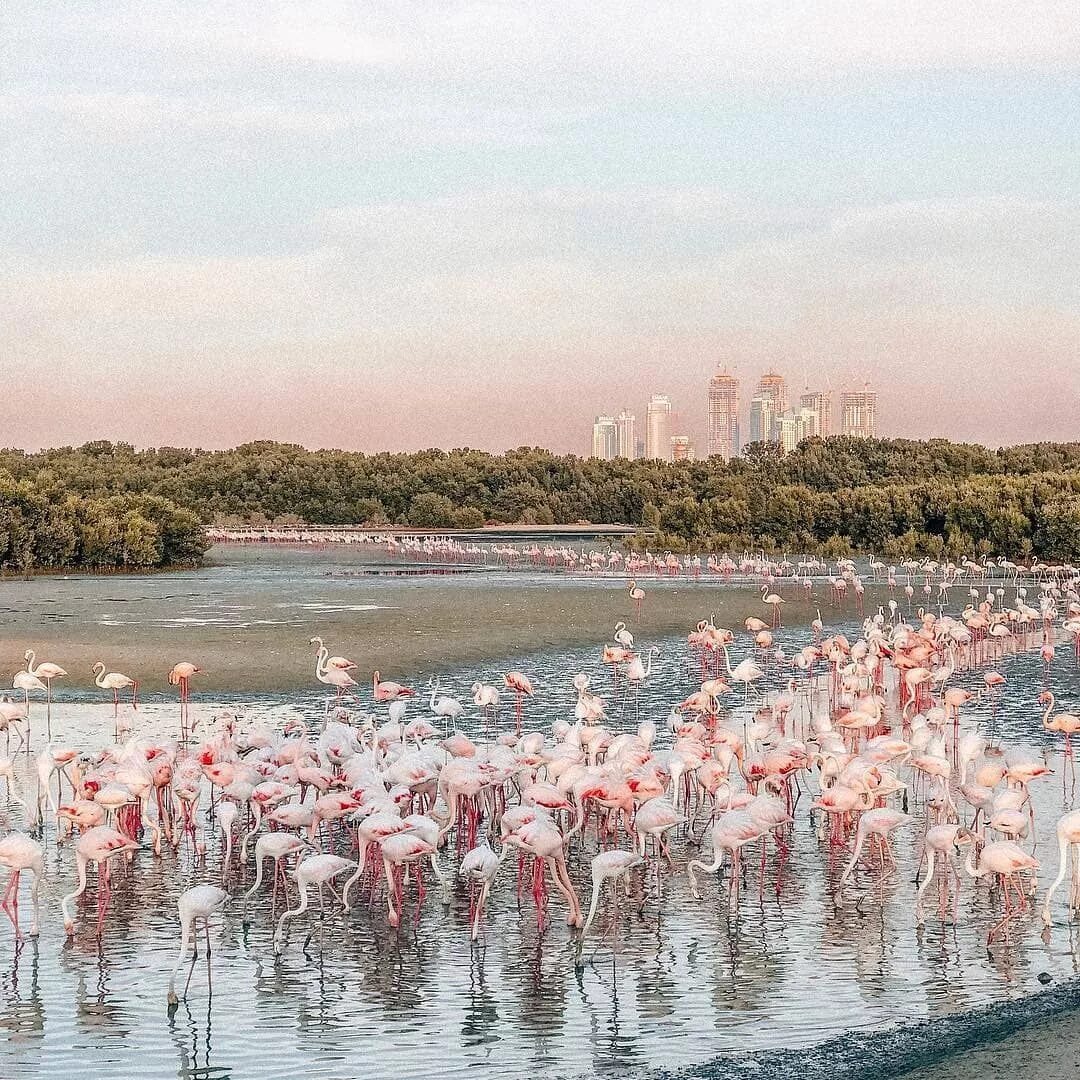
[2,436,1080,568]
[0,473,206,572]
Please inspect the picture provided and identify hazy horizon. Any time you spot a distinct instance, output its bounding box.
[5,3,1080,455]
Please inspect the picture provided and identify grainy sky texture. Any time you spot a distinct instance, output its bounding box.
[3,2,1080,452]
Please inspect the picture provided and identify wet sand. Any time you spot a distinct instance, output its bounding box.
[896,1008,1080,1080]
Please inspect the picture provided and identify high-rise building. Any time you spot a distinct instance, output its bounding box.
[746,371,787,444]
[799,390,833,438]
[776,407,819,452]
[756,371,787,415]
[615,409,636,458]
[841,388,878,438]
[748,394,778,445]
[707,369,740,460]
[671,435,694,461]
[645,395,672,460]
[591,415,618,459]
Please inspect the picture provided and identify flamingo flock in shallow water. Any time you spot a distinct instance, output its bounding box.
[0,552,1078,1016]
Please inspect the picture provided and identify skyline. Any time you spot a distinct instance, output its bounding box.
[591,368,872,461]
[5,3,1080,454]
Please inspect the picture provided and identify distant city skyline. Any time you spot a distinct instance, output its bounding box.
[6,5,1079,454]
[591,368,875,460]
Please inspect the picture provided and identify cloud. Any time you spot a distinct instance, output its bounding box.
[63,1,1080,81]
[3,4,1079,451]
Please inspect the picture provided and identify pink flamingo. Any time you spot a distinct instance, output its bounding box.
[628,581,646,617]
[504,671,534,733]
[966,839,1039,942]
[61,825,140,936]
[1041,691,1080,764]
[23,650,66,740]
[761,585,785,627]
[575,849,642,967]
[0,832,44,940]
[92,663,138,731]
[373,671,414,702]
[167,885,228,1009]
[313,643,357,699]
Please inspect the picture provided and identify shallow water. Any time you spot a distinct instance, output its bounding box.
[1,555,1079,1080]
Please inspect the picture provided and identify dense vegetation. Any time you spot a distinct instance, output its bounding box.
[0,473,207,572]
[2,437,1080,569]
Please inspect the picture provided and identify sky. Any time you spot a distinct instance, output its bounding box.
[3,2,1080,454]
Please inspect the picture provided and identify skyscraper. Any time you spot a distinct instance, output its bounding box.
[591,415,618,459]
[670,435,694,461]
[645,395,672,460]
[748,395,778,445]
[776,407,819,452]
[799,390,833,438]
[747,371,786,444]
[841,388,878,438]
[707,368,740,460]
[615,409,636,458]
[756,371,787,415]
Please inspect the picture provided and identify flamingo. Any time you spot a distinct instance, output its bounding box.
[966,840,1040,942]
[613,622,634,649]
[720,645,764,700]
[313,642,357,699]
[0,832,44,940]
[460,840,506,940]
[242,833,310,918]
[687,811,765,907]
[471,681,500,719]
[11,669,45,749]
[167,885,228,1009]
[915,820,976,924]
[168,662,202,703]
[274,853,356,953]
[23,650,65,740]
[92,662,138,715]
[628,581,645,616]
[308,637,356,672]
[575,849,642,967]
[838,808,913,886]
[1040,691,1080,768]
[61,825,140,936]
[1042,811,1080,927]
[373,671,414,702]
[761,585,785,627]
[0,698,27,753]
[504,671,534,733]
[428,681,464,729]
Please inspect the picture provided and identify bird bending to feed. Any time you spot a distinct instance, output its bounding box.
[167,885,229,1009]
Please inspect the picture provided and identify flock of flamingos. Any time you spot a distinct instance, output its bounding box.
[1,553,1080,1018]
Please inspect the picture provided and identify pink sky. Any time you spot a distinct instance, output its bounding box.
[6,4,1080,454]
